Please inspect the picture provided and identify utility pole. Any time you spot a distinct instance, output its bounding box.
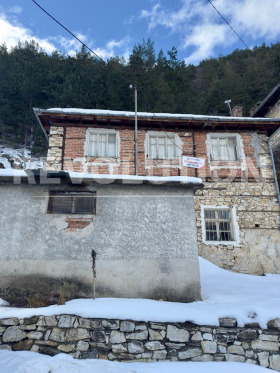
[134,81,138,175]
[130,80,138,175]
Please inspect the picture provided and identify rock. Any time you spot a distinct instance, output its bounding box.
[76,341,89,351]
[145,341,165,351]
[120,321,135,332]
[148,329,164,341]
[102,320,119,329]
[37,316,57,327]
[49,328,65,342]
[153,350,167,360]
[2,326,27,342]
[178,348,201,360]
[192,354,214,362]
[267,319,280,330]
[165,342,185,349]
[57,315,77,328]
[92,330,106,343]
[201,341,217,354]
[57,344,75,352]
[126,330,148,340]
[81,351,98,359]
[166,325,190,342]
[257,351,269,367]
[22,317,39,325]
[128,341,144,354]
[36,340,58,347]
[112,344,128,353]
[225,354,245,362]
[38,345,60,356]
[135,325,147,331]
[192,331,203,341]
[219,318,237,328]
[27,331,43,340]
[237,329,258,340]
[78,318,91,329]
[0,318,19,326]
[141,353,152,359]
[251,340,279,351]
[245,359,257,365]
[110,331,126,344]
[259,334,278,342]
[70,352,81,359]
[150,323,166,330]
[227,345,244,355]
[218,345,226,353]
[0,345,12,350]
[30,345,39,352]
[203,333,213,340]
[19,324,37,331]
[269,355,280,371]
[65,328,90,341]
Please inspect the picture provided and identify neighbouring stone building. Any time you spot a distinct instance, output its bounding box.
[252,82,280,187]
[33,108,280,276]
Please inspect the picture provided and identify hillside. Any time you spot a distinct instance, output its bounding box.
[0,40,279,154]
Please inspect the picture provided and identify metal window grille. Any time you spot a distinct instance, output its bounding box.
[204,209,233,241]
[210,136,238,161]
[148,134,176,159]
[88,132,116,157]
[48,192,96,214]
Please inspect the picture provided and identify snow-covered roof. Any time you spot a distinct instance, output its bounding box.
[37,107,280,123]
[0,169,202,186]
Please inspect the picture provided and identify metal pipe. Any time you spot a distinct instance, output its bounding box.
[134,83,138,175]
[268,128,280,206]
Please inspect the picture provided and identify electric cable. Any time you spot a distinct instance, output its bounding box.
[31,0,104,61]
[207,0,250,50]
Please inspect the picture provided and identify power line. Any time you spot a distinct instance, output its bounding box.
[31,0,104,61]
[207,0,250,50]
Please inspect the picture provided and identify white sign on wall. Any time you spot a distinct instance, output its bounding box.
[182,156,205,169]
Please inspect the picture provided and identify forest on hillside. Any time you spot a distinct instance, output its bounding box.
[0,39,279,154]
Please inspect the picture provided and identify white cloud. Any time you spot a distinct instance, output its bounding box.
[0,12,56,53]
[8,6,22,15]
[140,0,280,64]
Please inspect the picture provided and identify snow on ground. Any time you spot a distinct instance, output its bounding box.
[0,298,9,307]
[0,258,279,328]
[0,350,277,373]
[0,145,44,170]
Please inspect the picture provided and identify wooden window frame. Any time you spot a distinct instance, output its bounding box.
[147,132,179,160]
[86,129,118,158]
[204,208,234,242]
[209,134,240,161]
[47,191,96,215]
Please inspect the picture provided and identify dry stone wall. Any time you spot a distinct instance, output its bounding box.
[0,316,279,370]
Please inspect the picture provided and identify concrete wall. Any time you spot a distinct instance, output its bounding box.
[0,181,201,305]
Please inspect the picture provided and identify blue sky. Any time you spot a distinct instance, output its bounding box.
[1,0,280,65]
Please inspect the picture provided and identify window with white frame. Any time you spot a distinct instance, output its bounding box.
[87,129,118,158]
[209,134,239,161]
[147,132,179,159]
[204,208,234,242]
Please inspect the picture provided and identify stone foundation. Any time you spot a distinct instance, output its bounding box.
[0,316,279,370]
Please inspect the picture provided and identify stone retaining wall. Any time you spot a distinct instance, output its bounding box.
[0,316,279,370]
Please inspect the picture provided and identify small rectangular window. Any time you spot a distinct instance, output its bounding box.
[210,136,239,161]
[87,131,117,157]
[148,134,177,159]
[48,192,96,214]
[204,209,233,241]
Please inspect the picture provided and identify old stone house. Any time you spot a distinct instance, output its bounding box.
[1,107,280,306]
[34,107,280,276]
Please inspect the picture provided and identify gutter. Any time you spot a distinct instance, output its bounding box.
[268,127,280,206]
[33,108,49,140]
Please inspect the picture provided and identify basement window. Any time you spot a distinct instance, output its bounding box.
[86,129,118,158]
[147,132,180,159]
[48,192,96,214]
[203,208,234,242]
[209,134,240,161]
